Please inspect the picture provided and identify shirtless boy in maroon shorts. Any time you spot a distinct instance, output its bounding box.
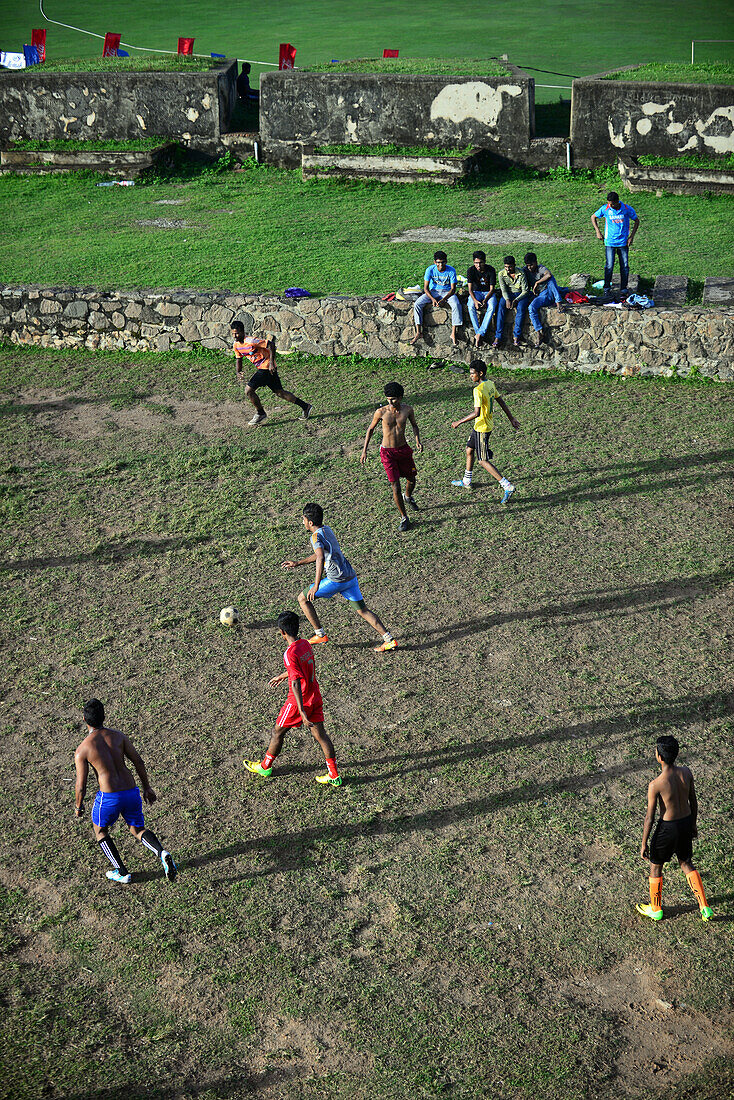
[361,382,423,532]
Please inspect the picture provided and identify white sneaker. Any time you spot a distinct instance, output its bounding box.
[248,411,267,426]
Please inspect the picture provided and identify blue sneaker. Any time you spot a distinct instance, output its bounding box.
[161,851,177,881]
[500,485,515,504]
[106,869,132,885]
[451,479,471,489]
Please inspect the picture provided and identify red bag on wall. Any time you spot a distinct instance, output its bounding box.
[279,43,296,69]
[178,38,195,55]
[31,29,46,62]
[102,33,121,58]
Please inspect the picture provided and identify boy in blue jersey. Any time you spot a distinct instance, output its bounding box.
[281,503,397,652]
[412,251,463,346]
[591,192,640,293]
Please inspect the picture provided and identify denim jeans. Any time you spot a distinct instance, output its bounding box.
[467,291,498,337]
[495,292,529,341]
[529,277,563,331]
[604,245,629,289]
[413,293,463,327]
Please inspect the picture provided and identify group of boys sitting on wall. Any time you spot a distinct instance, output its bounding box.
[411,250,568,350]
[412,192,640,350]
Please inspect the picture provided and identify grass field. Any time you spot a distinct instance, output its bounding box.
[1,163,732,301]
[1,343,733,1099]
[3,1,734,101]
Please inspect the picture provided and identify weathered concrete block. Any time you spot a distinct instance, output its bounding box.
[654,275,688,307]
[703,277,734,306]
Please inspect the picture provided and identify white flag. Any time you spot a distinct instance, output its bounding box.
[0,51,26,69]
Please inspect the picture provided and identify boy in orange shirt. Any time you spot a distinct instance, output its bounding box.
[231,321,311,426]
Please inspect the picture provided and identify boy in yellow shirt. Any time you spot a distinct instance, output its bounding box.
[450,360,520,502]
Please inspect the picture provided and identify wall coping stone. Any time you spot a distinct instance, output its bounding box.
[1,283,732,382]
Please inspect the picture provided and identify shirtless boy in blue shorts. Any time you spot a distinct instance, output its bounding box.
[74,699,177,884]
[281,502,397,652]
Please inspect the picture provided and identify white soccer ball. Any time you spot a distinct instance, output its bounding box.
[219,606,239,626]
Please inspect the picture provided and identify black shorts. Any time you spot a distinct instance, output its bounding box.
[248,368,283,393]
[466,429,493,464]
[649,815,693,865]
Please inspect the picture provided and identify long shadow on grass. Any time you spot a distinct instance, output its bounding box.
[383,568,734,652]
[189,691,731,875]
[1,534,213,572]
[508,446,734,513]
[63,1072,280,1100]
[190,758,647,878]
[542,447,734,482]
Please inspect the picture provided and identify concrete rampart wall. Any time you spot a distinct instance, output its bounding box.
[0,62,237,149]
[260,67,534,167]
[571,75,734,166]
[1,285,732,381]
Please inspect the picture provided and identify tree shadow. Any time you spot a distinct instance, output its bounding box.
[510,446,734,513]
[193,757,648,881]
[188,690,732,879]
[63,1068,291,1100]
[393,568,734,652]
[0,395,99,416]
[1,534,213,573]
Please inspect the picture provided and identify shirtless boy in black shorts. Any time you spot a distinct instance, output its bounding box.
[361,382,423,532]
[74,699,177,885]
[637,735,712,922]
[231,321,312,426]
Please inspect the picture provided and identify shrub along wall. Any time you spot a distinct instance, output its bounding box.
[1,284,732,380]
[571,74,734,166]
[0,62,237,150]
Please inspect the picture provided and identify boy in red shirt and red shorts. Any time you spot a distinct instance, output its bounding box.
[244,611,341,786]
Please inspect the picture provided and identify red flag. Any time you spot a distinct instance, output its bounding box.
[31,28,46,62]
[383,49,399,58]
[279,43,296,70]
[178,37,195,56]
[102,33,121,58]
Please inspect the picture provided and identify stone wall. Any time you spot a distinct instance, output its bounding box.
[1,284,732,381]
[571,73,734,166]
[260,66,534,168]
[0,62,237,150]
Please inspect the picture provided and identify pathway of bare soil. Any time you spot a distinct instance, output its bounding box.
[1,348,732,1100]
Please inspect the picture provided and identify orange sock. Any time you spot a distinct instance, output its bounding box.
[325,757,339,779]
[686,869,708,910]
[649,876,663,911]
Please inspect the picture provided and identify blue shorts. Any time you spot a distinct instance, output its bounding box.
[92,787,145,829]
[311,575,364,602]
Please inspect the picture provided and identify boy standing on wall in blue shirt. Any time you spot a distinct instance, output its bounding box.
[412,251,463,347]
[591,191,640,293]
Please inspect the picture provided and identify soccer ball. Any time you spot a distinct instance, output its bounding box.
[219,606,239,626]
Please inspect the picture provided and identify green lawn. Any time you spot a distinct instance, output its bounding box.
[601,63,734,84]
[4,1,734,101]
[0,162,732,300]
[1,343,732,1100]
[22,55,218,73]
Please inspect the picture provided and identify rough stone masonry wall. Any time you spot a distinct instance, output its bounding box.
[260,67,533,168]
[1,285,732,381]
[0,63,237,150]
[571,76,734,167]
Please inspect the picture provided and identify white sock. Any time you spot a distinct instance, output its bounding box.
[382,632,392,643]
[500,477,514,490]
[463,470,473,485]
[314,628,325,637]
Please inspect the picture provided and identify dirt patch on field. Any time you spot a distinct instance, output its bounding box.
[562,959,734,1092]
[7,389,256,439]
[390,225,577,245]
